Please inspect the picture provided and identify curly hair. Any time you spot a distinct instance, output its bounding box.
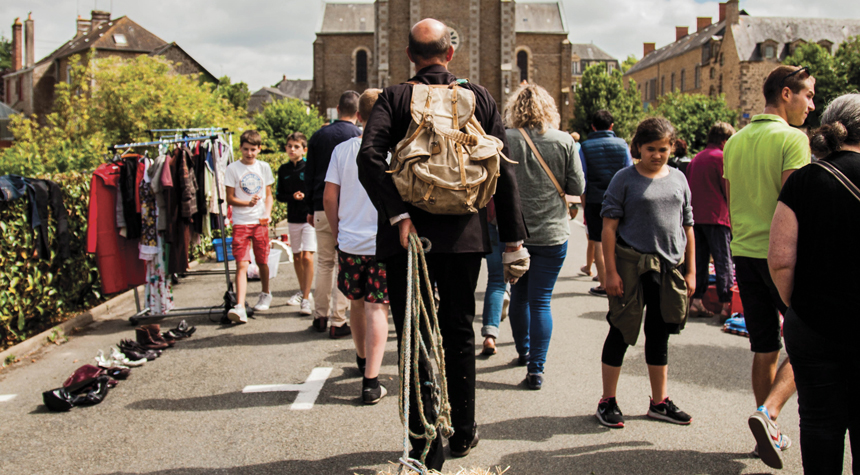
[503,84,560,133]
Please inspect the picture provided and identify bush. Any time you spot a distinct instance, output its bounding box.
[649,92,738,153]
[254,98,326,153]
[0,173,103,350]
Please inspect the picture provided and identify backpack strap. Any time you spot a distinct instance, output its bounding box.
[813,160,860,204]
[518,128,566,204]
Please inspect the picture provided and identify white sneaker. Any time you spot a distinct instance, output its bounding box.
[300,298,312,316]
[95,349,128,369]
[110,347,146,367]
[254,292,273,311]
[228,305,248,323]
[287,292,303,306]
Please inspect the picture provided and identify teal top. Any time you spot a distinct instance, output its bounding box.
[505,127,585,246]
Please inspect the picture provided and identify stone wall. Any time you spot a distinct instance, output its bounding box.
[311,33,375,116]
[515,33,571,127]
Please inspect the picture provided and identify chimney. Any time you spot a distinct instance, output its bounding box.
[697,17,712,31]
[25,13,34,68]
[719,3,727,22]
[77,15,92,36]
[11,18,22,72]
[725,0,740,25]
[676,26,689,41]
[91,10,111,30]
[644,42,656,57]
[282,74,286,81]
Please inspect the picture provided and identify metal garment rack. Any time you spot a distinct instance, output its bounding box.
[113,133,235,325]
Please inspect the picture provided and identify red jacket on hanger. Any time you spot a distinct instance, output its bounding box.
[87,162,146,295]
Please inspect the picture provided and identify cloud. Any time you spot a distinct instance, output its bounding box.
[1,0,856,91]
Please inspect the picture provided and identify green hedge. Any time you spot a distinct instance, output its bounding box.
[0,173,104,350]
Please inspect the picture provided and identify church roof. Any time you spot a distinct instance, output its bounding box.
[516,2,567,34]
[570,43,616,61]
[625,21,725,76]
[318,3,375,34]
[731,16,860,61]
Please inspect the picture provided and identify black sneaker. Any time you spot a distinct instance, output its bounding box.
[330,323,351,339]
[596,397,625,428]
[526,373,543,390]
[589,287,607,297]
[362,384,387,405]
[647,397,692,425]
[312,316,328,332]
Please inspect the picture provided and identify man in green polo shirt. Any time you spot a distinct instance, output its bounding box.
[723,64,814,470]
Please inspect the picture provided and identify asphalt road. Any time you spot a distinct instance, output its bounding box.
[0,217,851,474]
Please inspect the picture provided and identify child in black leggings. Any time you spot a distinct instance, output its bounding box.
[595,117,696,428]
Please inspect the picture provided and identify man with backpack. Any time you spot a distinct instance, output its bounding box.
[357,18,528,472]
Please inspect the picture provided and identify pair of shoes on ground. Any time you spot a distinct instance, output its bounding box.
[595,396,692,428]
[135,324,174,349]
[310,316,352,339]
[287,291,314,315]
[95,348,146,369]
[228,293,273,323]
[119,339,160,361]
[749,406,792,469]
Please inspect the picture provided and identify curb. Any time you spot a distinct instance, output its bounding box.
[0,260,203,366]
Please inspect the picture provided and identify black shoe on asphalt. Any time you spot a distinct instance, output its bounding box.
[526,373,543,390]
[312,316,328,332]
[449,424,480,458]
[647,397,692,425]
[589,287,607,297]
[516,353,528,366]
[362,384,387,405]
[596,397,625,428]
[330,323,351,339]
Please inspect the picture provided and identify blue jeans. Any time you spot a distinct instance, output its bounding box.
[481,223,507,338]
[508,241,568,374]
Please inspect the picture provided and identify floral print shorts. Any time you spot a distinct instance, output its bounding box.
[337,250,389,303]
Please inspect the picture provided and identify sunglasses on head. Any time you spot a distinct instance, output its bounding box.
[780,66,810,89]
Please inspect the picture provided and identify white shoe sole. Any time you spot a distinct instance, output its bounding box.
[299,308,312,316]
[749,415,784,469]
[253,305,270,312]
[362,385,387,405]
[228,310,247,324]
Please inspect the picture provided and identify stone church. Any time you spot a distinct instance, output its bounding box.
[312,0,573,126]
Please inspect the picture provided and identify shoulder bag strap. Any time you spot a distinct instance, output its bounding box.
[813,160,860,204]
[518,128,566,203]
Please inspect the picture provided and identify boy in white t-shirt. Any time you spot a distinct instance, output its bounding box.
[323,89,389,404]
[225,130,275,323]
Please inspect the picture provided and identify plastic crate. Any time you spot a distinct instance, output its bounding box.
[213,237,234,262]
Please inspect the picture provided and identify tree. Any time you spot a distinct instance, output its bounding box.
[216,76,251,112]
[1,53,250,175]
[649,92,738,153]
[0,36,11,71]
[571,63,642,140]
[621,55,638,74]
[784,42,844,127]
[253,98,325,153]
[835,35,860,93]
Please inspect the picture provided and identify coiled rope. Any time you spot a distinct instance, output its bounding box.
[398,233,453,475]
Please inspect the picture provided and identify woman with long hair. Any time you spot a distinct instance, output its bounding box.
[503,84,584,389]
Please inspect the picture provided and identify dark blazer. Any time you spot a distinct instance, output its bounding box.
[357,64,528,259]
[304,120,362,213]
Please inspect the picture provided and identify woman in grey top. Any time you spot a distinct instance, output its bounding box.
[503,84,585,390]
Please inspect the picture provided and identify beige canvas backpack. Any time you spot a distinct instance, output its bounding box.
[388,82,509,215]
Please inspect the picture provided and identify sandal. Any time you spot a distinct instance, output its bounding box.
[579,265,593,277]
[482,337,497,356]
[689,300,715,318]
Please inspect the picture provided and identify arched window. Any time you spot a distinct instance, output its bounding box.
[355,50,368,84]
[517,50,529,83]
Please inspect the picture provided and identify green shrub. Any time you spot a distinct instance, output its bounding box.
[0,172,103,350]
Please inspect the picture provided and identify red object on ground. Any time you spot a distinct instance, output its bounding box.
[702,284,743,315]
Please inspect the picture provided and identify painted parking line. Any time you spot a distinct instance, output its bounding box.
[243,367,333,410]
[0,394,17,402]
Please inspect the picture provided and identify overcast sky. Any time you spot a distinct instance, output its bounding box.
[1,0,855,90]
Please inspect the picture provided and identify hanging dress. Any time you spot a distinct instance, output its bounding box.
[140,158,174,314]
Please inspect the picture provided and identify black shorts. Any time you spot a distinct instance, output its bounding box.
[337,250,389,303]
[734,256,788,353]
[585,203,604,242]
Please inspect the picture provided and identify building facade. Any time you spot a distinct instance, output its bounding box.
[625,0,860,127]
[3,11,216,119]
[312,0,573,125]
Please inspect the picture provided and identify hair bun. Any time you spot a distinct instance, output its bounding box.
[811,122,848,157]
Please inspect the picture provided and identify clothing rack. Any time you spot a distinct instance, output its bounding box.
[111,133,236,326]
[147,127,228,139]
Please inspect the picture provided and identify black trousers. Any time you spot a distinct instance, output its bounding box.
[384,251,483,468]
[692,224,733,302]
[601,273,671,367]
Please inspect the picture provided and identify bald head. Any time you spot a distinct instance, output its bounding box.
[407,18,453,67]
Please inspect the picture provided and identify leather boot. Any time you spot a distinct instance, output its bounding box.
[135,327,168,350]
[143,324,175,347]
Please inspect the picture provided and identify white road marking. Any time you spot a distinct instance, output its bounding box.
[0,394,17,402]
[243,367,333,410]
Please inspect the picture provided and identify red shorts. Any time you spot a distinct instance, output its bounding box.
[232,224,270,265]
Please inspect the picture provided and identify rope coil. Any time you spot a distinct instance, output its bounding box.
[399,233,452,474]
